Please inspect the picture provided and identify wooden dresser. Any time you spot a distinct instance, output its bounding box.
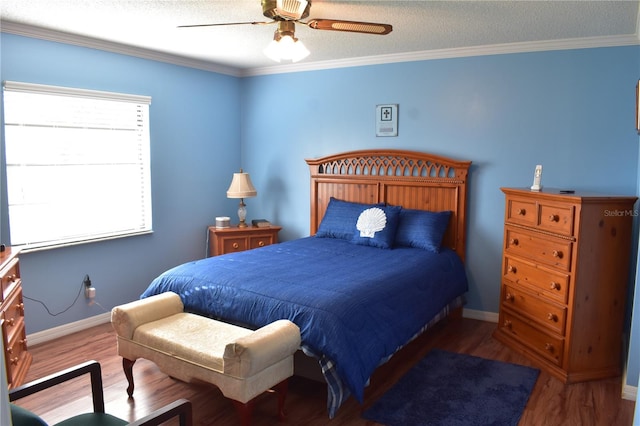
[1,246,31,388]
[493,188,637,383]
[208,225,281,257]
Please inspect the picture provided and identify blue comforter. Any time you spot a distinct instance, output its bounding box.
[141,236,467,405]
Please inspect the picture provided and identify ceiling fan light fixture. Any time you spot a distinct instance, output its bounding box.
[263,21,310,63]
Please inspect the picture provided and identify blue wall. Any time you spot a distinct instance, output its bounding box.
[2,33,640,389]
[242,47,639,314]
[0,33,243,332]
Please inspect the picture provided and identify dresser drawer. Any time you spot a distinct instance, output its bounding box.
[537,201,574,236]
[2,286,25,344]
[222,237,248,253]
[505,195,575,237]
[249,235,273,249]
[502,283,567,335]
[505,226,572,271]
[506,198,537,227]
[0,257,20,302]
[2,320,29,387]
[503,256,570,304]
[500,311,564,366]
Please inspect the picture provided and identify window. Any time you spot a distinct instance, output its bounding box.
[3,81,152,250]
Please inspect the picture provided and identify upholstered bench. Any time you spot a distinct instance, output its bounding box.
[111,292,301,426]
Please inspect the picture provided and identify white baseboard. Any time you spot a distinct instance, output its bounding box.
[27,312,111,347]
[623,383,638,401]
[621,361,638,401]
[463,308,499,323]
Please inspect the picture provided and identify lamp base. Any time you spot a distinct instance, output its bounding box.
[237,199,248,228]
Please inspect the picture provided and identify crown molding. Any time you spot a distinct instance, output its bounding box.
[243,34,640,77]
[2,20,638,79]
[0,20,243,77]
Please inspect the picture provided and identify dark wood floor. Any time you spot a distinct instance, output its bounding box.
[14,317,635,425]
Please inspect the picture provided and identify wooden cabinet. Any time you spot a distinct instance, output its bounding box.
[208,225,282,257]
[493,188,637,383]
[1,247,31,388]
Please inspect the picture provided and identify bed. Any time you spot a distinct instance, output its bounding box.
[141,149,471,417]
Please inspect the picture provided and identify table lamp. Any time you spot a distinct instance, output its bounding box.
[226,169,257,227]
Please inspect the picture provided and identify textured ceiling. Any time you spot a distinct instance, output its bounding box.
[1,1,639,75]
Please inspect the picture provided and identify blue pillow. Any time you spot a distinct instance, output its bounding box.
[316,197,383,240]
[394,209,452,252]
[351,205,401,249]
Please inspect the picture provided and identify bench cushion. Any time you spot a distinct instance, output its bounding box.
[134,313,252,373]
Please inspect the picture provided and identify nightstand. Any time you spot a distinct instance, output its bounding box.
[208,225,282,257]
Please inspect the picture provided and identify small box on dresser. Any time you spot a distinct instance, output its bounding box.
[1,246,31,388]
[493,188,637,383]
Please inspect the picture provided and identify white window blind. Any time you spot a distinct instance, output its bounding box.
[3,81,152,250]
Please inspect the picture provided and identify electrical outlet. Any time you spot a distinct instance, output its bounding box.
[83,274,95,299]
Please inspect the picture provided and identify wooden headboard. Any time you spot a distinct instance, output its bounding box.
[306,149,471,261]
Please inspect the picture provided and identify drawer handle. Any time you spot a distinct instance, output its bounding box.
[552,250,562,258]
[503,320,512,329]
[20,338,27,349]
[507,265,517,274]
[16,302,24,314]
[509,238,519,246]
[6,274,17,282]
[516,208,526,216]
[547,313,558,322]
[6,317,15,327]
[548,214,559,222]
[544,343,555,353]
[232,243,239,249]
[6,345,12,354]
[505,293,515,302]
[10,357,18,366]
[258,241,265,247]
[550,282,561,291]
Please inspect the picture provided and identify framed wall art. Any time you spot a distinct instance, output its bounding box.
[636,80,640,135]
[376,104,398,137]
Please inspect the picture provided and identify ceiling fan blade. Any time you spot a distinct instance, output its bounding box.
[177,21,274,28]
[305,19,392,35]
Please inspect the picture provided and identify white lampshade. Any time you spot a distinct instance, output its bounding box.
[226,171,257,199]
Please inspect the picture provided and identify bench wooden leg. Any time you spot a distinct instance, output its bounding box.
[122,358,136,397]
[232,379,289,426]
[274,379,288,421]
[232,399,254,426]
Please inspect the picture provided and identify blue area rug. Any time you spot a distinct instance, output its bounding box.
[362,349,539,426]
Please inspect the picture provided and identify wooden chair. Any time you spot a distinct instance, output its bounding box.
[9,360,192,426]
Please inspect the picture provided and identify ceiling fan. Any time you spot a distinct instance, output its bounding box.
[179,0,393,62]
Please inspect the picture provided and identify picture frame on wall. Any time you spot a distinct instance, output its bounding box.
[376,104,398,137]
[636,80,640,135]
